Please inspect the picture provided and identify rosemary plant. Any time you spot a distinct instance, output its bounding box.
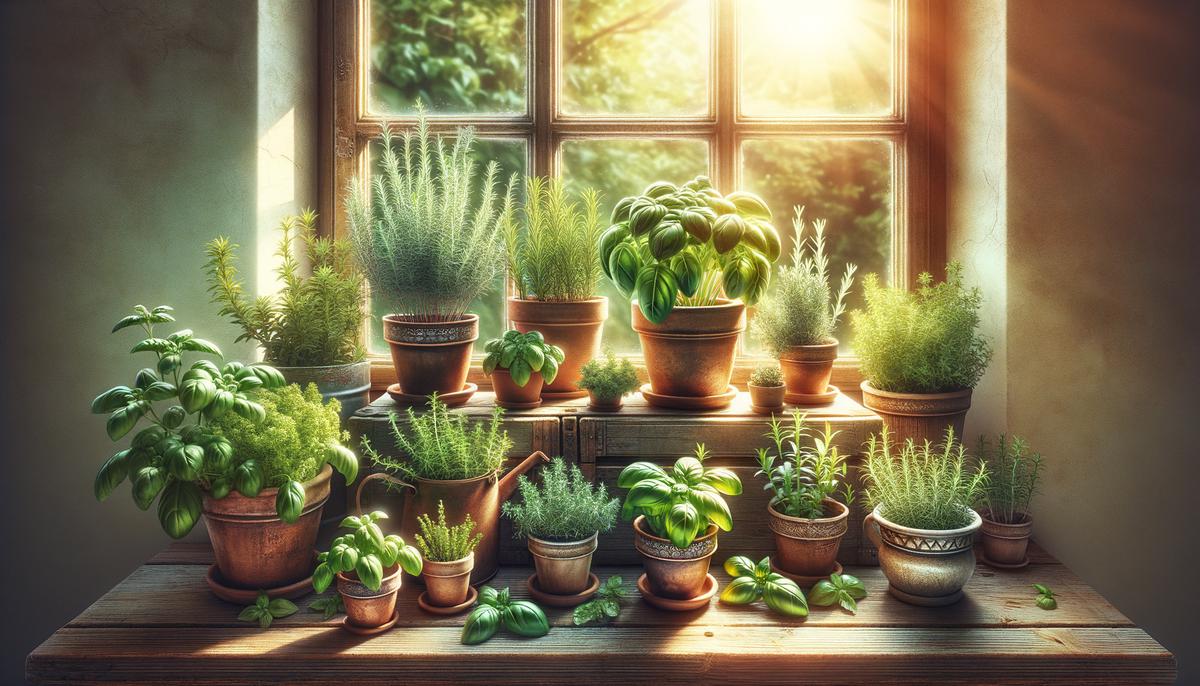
[363,395,511,482]
[862,428,989,530]
[415,500,483,562]
[502,457,619,541]
[755,411,853,519]
[976,434,1043,524]
[503,176,604,301]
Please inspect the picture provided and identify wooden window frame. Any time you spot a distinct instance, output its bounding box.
[318,0,946,392]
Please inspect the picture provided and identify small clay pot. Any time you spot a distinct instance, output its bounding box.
[632,299,745,406]
[337,564,402,629]
[980,511,1034,566]
[861,381,973,446]
[780,339,838,396]
[383,314,478,396]
[490,368,544,409]
[864,505,981,606]
[633,516,718,600]
[748,382,785,411]
[508,297,608,399]
[528,533,598,596]
[768,498,849,578]
[421,553,475,607]
[586,393,623,412]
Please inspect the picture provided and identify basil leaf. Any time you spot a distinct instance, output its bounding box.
[502,600,549,638]
[462,605,501,645]
[718,576,760,605]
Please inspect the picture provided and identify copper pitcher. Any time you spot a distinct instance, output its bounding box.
[355,451,549,585]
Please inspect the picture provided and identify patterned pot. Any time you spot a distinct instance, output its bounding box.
[527,533,598,595]
[768,497,848,578]
[980,511,1034,566]
[382,314,478,396]
[337,563,402,628]
[421,553,474,607]
[860,381,973,446]
[780,339,838,396]
[863,505,982,606]
[633,516,718,600]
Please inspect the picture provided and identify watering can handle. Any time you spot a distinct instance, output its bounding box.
[863,510,882,550]
[354,472,415,515]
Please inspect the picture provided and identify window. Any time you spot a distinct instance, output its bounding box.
[320,0,944,380]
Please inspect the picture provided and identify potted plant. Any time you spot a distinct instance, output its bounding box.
[862,428,989,606]
[751,208,856,404]
[754,412,854,584]
[356,397,548,584]
[481,329,565,410]
[747,364,785,414]
[851,262,993,445]
[347,105,516,404]
[976,434,1043,568]
[414,500,483,613]
[599,176,780,409]
[617,444,742,608]
[503,176,608,399]
[577,349,640,411]
[312,510,423,634]
[502,457,619,604]
[92,305,358,600]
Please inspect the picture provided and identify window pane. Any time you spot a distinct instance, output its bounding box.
[561,0,712,116]
[368,138,528,353]
[739,0,895,117]
[560,138,710,352]
[369,0,527,115]
[740,138,893,349]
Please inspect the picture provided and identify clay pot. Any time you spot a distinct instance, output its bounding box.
[633,515,718,600]
[780,339,838,395]
[980,511,1034,566]
[422,553,475,607]
[202,464,331,590]
[768,498,849,578]
[587,393,623,412]
[508,297,608,399]
[355,452,549,585]
[490,368,544,409]
[864,505,982,606]
[860,381,973,446]
[338,564,402,628]
[632,299,745,403]
[382,314,478,396]
[528,533,598,595]
[748,382,785,411]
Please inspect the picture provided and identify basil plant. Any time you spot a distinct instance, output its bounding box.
[482,329,565,387]
[617,444,743,549]
[599,176,781,324]
[312,511,423,594]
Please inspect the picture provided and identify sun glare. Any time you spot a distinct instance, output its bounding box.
[758,0,858,49]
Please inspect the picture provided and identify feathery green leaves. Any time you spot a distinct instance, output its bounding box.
[504,176,605,301]
[977,434,1043,525]
[364,396,511,481]
[862,428,989,530]
[414,499,483,562]
[502,457,619,541]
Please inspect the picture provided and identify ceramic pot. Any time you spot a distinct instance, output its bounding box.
[631,299,745,406]
[780,339,838,395]
[586,393,623,412]
[490,368,544,409]
[422,553,474,607]
[338,564,402,628]
[980,511,1034,566]
[355,452,550,585]
[748,383,785,411]
[382,314,478,396]
[768,498,849,578]
[508,297,608,399]
[864,505,982,606]
[633,516,718,600]
[202,464,331,590]
[528,533,598,595]
[860,381,973,446]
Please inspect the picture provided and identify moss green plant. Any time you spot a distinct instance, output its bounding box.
[862,428,989,530]
[503,176,604,301]
[363,395,511,481]
[415,500,483,562]
[501,457,619,541]
[577,349,640,401]
[748,364,783,387]
[977,434,1043,525]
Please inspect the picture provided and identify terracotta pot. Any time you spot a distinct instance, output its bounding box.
[633,516,718,600]
[202,464,331,590]
[490,368,544,409]
[631,299,745,401]
[780,339,838,395]
[980,511,1034,566]
[508,297,608,399]
[768,498,849,577]
[528,533,598,595]
[355,452,550,585]
[864,505,981,606]
[382,314,478,396]
[587,393,623,412]
[748,383,785,410]
[338,564,402,628]
[860,381,973,446]
[422,553,475,607]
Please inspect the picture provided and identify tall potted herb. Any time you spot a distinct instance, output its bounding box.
[347,105,516,402]
[599,176,780,409]
[851,262,992,445]
[976,434,1043,568]
[752,208,856,404]
[503,176,607,399]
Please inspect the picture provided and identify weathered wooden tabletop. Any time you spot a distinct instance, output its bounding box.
[26,540,1175,684]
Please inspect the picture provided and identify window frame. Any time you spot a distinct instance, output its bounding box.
[318,0,946,392]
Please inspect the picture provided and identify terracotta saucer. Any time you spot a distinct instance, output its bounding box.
[979,553,1030,570]
[770,561,843,588]
[750,404,786,416]
[342,609,400,635]
[640,384,739,411]
[526,573,600,608]
[541,389,588,400]
[387,383,477,407]
[205,565,314,605]
[496,397,543,410]
[785,385,839,406]
[637,573,718,612]
[417,586,478,616]
[888,586,964,607]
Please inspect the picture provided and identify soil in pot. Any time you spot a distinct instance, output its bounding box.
[768,498,849,579]
[383,314,478,397]
[860,381,973,447]
[979,511,1033,567]
[490,368,544,409]
[422,553,475,607]
[337,564,402,629]
[508,297,608,399]
[632,299,745,407]
[528,533,598,596]
[633,516,719,600]
[780,339,838,396]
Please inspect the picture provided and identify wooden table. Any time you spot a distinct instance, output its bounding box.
[26,541,1175,684]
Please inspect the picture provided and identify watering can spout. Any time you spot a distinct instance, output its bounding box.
[498,451,551,501]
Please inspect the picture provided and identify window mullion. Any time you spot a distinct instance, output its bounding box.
[714,0,735,192]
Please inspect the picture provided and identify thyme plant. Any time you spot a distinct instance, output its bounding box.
[363,395,511,481]
[415,500,483,562]
[503,176,604,301]
[862,428,989,530]
[755,411,853,520]
[502,457,619,541]
[748,364,783,387]
[577,349,640,402]
[976,434,1043,525]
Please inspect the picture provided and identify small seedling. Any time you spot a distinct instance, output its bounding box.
[718,555,808,617]
[573,576,629,626]
[1033,583,1057,610]
[462,586,550,645]
[237,592,298,628]
[308,594,344,620]
[809,572,868,614]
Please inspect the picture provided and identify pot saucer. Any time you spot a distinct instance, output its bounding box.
[979,553,1030,570]
[496,397,543,410]
[637,573,718,612]
[387,382,477,407]
[342,609,400,635]
[205,565,314,605]
[785,385,839,406]
[541,389,588,400]
[526,572,600,608]
[769,561,844,588]
[417,585,478,616]
[888,586,964,607]
[640,384,738,411]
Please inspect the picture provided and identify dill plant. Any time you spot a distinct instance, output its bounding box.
[976,434,1043,525]
[502,457,619,541]
[415,500,484,562]
[577,349,640,401]
[363,395,511,481]
[502,176,604,301]
[862,428,989,530]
